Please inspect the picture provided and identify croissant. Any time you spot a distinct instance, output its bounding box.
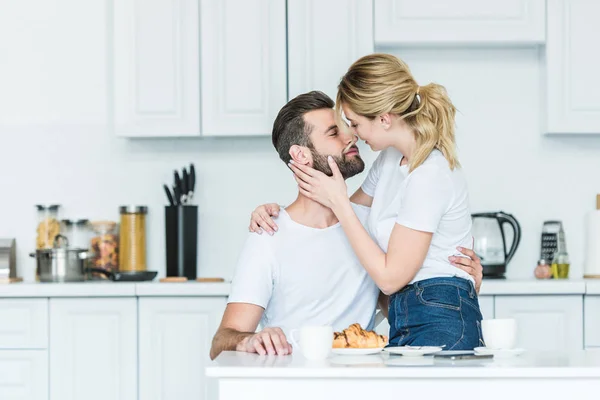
[333,323,388,348]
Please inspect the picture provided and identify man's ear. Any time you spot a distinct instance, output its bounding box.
[289,145,311,165]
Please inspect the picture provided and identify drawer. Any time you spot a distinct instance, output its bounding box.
[585,296,600,347]
[0,350,48,400]
[0,299,48,349]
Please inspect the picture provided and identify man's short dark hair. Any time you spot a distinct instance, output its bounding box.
[272,91,335,164]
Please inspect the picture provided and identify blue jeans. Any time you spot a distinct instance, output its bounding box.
[388,277,484,350]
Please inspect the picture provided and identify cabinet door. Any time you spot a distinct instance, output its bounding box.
[113,0,200,137]
[200,0,287,136]
[0,299,48,349]
[546,0,600,134]
[138,297,227,400]
[478,296,494,320]
[0,350,48,400]
[49,298,137,400]
[374,0,546,45]
[494,295,583,351]
[585,296,600,347]
[287,0,373,101]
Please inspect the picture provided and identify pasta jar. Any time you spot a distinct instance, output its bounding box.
[119,206,148,272]
[36,205,61,250]
[89,221,119,279]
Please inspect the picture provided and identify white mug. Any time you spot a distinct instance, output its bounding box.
[481,318,517,349]
[290,325,333,360]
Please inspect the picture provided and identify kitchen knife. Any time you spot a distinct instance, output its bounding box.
[174,171,186,204]
[182,167,189,202]
[189,163,196,201]
[172,184,182,206]
[163,184,175,206]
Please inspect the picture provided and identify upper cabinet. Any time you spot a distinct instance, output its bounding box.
[200,0,287,136]
[113,0,287,137]
[113,0,201,137]
[546,0,600,134]
[374,0,546,46]
[287,0,373,101]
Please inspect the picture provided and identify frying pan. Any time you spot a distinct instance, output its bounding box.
[86,267,157,282]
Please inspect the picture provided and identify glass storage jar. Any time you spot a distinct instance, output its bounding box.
[119,206,148,272]
[89,221,119,279]
[36,205,61,250]
[61,219,91,250]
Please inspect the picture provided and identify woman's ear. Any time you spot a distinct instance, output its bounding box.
[289,145,311,165]
[379,113,392,130]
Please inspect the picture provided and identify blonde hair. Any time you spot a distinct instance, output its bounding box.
[336,53,459,172]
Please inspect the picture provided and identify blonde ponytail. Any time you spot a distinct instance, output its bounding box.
[336,53,460,172]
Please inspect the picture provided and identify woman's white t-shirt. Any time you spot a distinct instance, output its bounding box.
[361,148,474,285]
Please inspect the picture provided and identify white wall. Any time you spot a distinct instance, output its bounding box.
[1,1,599,281]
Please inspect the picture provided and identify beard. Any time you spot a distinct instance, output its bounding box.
[310,145,365,179]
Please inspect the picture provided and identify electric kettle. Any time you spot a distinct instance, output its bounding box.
[471,211,521,279]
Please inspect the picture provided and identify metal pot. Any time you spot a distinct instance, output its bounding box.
[30,235,91,282]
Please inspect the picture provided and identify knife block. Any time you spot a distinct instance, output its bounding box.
[165,205,198,280]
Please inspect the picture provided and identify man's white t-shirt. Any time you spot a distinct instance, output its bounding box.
[361,148,474,285]
[228,204,380,339]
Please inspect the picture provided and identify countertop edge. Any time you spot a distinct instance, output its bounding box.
[0,282,231,298]
[204,366,600,379]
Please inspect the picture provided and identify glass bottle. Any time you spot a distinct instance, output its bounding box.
[119,206,148,272]
[551,251,570,279]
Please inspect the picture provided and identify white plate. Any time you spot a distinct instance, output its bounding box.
[474,347,526,357]
[331,348,384,356]
[384,346,443,357]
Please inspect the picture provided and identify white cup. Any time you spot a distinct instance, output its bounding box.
[481,318,517,349]
[290,326,333,360]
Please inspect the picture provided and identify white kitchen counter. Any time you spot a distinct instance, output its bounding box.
[207,350,600,379]
[585,279,600,294]
[1,279,598,297]
[207,351,600,400]
[479,279,587,295]
[0,281,231,297]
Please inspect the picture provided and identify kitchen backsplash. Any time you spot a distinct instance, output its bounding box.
[2,46,600,281]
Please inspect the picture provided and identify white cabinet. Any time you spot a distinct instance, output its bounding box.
[113,0,200,137]
[585,296,600,347]
[494,295,583,351]
[374,0,546,45]
[546,0,600,134]
[49,299,137,400]
[478,296,494,320]
[287,0,373,101]
[138,297,227,400]
[0,299,48,349]
[200,0,287,136]
[0,351,48,400]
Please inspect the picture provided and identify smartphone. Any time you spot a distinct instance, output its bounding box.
[434,352,493,360]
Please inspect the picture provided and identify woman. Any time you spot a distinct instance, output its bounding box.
[251,53,483,350]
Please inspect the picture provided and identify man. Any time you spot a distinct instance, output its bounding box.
[209,91,481,360]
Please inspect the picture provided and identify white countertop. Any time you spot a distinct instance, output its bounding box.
[206,350,600,379]
[479,279,588,295]
[585,279,600,295]
[0,281,231,297]
[1,279,599,298]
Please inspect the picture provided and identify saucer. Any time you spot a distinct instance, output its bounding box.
[474,347,526,357]
[384,346,443,357]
